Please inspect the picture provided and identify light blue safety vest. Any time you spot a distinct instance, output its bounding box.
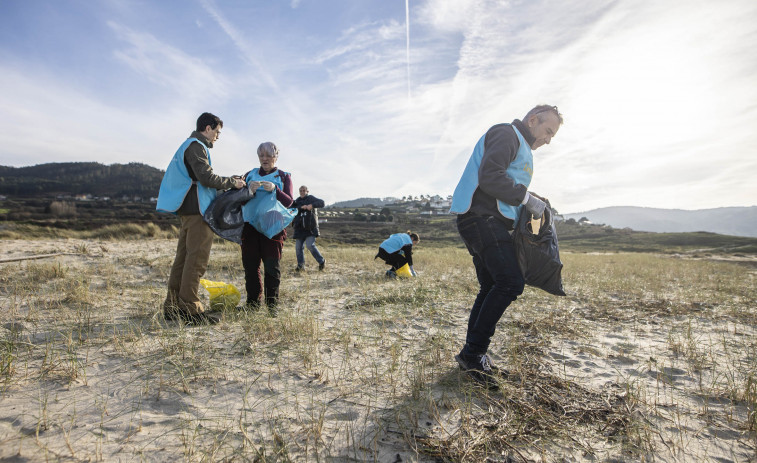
[156,137,217,215]
[241,168,287,224]
[380,233,413,254]
[449,124,533,225]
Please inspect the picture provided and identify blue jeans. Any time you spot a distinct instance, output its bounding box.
[456,214,525,355]
[295,235,325,267]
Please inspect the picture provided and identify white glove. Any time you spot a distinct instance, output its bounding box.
[524,193,546,219]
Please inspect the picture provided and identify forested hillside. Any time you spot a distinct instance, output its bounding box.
[0,162,163,198]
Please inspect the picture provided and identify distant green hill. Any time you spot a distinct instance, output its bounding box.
[329,197,396,208]
[0,162,163,198]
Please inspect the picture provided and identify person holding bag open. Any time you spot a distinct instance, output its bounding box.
[240,142,293,315]
[449,105,563,388]
[292,185,326,271]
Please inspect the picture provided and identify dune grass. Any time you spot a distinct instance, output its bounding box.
[0,238,755,461]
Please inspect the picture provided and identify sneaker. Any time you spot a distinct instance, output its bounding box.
[385,269,397,278]
[319,261,325,271]
[479,353,502,374]
[455,352,499,389]
[295,265,304,272]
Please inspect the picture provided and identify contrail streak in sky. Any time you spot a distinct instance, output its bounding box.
[405,0,411,100]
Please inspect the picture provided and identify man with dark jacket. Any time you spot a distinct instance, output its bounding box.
[292,186,326,271]
[449,104,563,388]
[156,112,246,325]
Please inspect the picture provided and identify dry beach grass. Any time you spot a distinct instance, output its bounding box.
[0,236,755,461]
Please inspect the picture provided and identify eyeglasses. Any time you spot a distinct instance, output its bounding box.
[258,152,277,158]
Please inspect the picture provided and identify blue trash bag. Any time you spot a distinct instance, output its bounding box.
[513,201,566,296]
[242,188,297,239]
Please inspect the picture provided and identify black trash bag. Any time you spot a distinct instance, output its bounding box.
[513,202,566,296]
[203,186,254,245]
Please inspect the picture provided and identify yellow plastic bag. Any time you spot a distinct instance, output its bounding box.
[395,263,413,278]
[199,279,241,311]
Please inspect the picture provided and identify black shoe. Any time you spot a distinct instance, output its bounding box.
[241,301,262,312]
[295,265,304,272]
[479,353,502,374]
[266,303,278,318]
[385,269,397,278]
[185,312,220,325]
[163,307,183,322]
[165,308,219,326]
[319,261,325,271]
[455,352,499,389]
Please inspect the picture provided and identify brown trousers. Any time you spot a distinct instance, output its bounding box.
[164,214,214,314]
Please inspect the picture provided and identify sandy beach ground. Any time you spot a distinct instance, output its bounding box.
[0,238,755,461]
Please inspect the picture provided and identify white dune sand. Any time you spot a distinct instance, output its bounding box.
[0,238,754,461]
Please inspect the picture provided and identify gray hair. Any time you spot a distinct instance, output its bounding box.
[257,142,279,157]
[524,105,564,125]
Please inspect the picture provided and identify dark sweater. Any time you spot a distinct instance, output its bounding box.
[292,194,325,239]
[467,119,536,228]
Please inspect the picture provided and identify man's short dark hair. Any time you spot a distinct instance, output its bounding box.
[196,112,223,132]
[524,105,563,125]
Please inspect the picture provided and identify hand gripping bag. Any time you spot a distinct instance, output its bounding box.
[513,203,566,296]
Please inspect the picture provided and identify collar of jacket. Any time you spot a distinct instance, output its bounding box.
[511,119,536,147]
[190,130,214,149]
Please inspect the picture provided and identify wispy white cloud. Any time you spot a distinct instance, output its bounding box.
[108,21,230,103]
[0,63,192,168]
[197,0,278,93]
[2,0,755,210]
[407,0,757,212]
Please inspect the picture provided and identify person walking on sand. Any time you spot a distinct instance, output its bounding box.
[157,112,246,325]
[292,185,326,271]
[449,104,563,388]
[375,231,419,277]
[240,142,293,316]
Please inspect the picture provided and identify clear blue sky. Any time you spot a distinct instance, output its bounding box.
[1,0,756,213]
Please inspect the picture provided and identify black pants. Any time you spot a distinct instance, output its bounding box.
[375,247,408,271]
[241,224,283,306]
[456,214,525,355]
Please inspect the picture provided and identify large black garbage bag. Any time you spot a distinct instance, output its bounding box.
[513,203,566,296]
[203,186,254,245]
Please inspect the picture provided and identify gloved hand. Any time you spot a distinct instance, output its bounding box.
[525,193,546,219]
[410,265,417,277]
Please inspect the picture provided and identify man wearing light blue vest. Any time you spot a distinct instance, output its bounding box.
[450,105,563,388]
[157,112,246,325]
